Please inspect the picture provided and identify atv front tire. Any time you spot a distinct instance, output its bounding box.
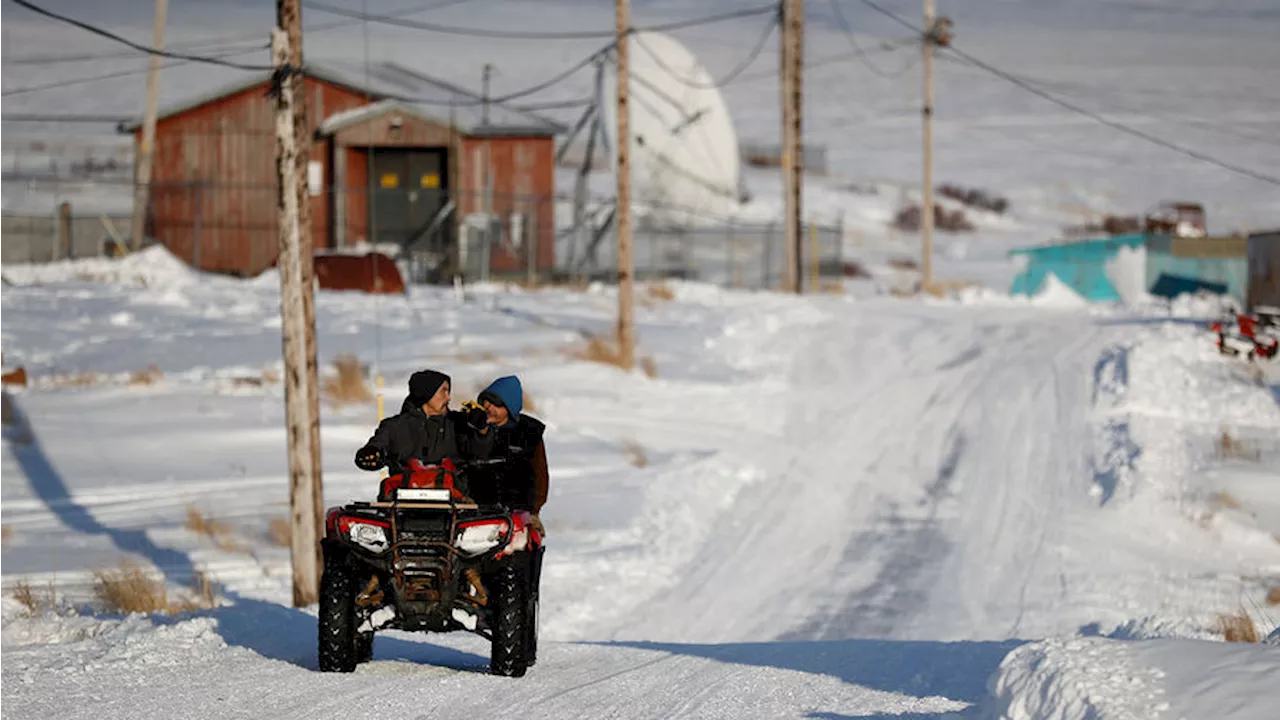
[318,554,359,673]
[490,561,531,677]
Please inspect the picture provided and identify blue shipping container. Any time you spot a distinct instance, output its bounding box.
[1009,233,1148,302]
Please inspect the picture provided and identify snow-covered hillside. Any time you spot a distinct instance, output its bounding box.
[3,249,1279,718]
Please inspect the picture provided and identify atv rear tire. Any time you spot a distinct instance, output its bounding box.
[356,631,374,664]
[318,555,358,673]
[489,561,530,677]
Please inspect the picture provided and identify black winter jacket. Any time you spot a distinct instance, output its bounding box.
[466,414,548,511]
[357,398,473,475]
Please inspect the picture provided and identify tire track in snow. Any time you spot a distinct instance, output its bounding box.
[648,305,1134,644]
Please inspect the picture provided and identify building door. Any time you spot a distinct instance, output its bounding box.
[368,148,450,252]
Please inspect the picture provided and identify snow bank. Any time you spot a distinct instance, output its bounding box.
[1030,273,1088,309]
[1104,245,1151,306]
[1,246,204,291]
[986,638,1168,720]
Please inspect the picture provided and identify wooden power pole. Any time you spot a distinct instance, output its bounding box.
[780,0,803,294]
[921,0,936,291]
[615,0,635,369]
[130,0,168,251]
[281,0,324,597]
[272,9,321,608]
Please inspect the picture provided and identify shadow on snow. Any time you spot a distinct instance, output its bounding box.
[3,390,487,673]
[590,638,1024,719]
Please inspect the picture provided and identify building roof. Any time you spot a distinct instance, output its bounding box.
[117,60,565,136]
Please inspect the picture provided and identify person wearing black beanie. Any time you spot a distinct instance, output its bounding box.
[354,368,476,476]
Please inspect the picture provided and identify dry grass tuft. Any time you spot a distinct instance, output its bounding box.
[1213,491,1243,510]
[322,354,374,406]
[45,372,101,388]
[1266,587,1280,607]
[623,440,648,468]
[646,281,675,302]
[479,351,501,363]
[888,257,920,271]
[567,335,658,378]
[11,580,55,616]
[1,524,10,544]
[1215,610,1259,643]
[923,279,980,298]
[231,367,281,388]
[640,356,658,379]
[185,505,246,553]
[569,336,626,366]
[1218,431,1261,462]
[92,561,216,615]
[267,517,291,547]
[820,281,846,295]
[129,364,163,386]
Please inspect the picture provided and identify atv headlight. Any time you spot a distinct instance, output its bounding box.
[455,519,509,556]
[341,518,389,553]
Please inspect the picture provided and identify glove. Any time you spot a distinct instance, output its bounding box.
[355,445,385,471]
[462,400,488,431]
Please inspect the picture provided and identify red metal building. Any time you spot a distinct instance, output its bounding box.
[119,61,564,279]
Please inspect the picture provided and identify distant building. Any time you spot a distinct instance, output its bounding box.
[118,61,564,279]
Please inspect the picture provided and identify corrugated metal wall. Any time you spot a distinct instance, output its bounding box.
[457,136,556,274]
[1248,231,1280,310]
[1008,233,1147,301]
[1145,234,1249,305]
[144,77,368,275]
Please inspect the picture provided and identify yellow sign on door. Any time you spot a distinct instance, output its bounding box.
[380,172,399,189]
[420,173,440,189]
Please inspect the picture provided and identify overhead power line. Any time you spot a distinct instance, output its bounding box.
[632,8,780,90]
[2,46,261,97]
[827,0,918,79]
[1,113,133,123]
[305,0,780,40]
[945,46,1280,186]
[7,0,275,71]
[6,0,477,65]
[852,0,1280,186]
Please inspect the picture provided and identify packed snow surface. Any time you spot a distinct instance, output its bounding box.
[4,249,1280,718]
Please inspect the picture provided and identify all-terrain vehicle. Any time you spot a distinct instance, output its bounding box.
[318,456,544,676]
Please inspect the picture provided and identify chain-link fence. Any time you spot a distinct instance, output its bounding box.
[2,173,845,291]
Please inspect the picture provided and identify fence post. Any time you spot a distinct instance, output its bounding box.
[193,183,203,271]
[57,201,72,261]
[526,202,538,287]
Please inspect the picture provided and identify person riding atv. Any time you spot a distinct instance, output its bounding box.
[464,375,550,519]
[354,369,478,478]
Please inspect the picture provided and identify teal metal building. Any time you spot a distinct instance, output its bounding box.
[1008,233,1147,302]
[1009,232,1250,305]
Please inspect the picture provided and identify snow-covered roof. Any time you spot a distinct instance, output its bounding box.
[117,60,564,137]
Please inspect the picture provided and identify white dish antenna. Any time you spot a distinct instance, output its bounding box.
[601,31,744,227]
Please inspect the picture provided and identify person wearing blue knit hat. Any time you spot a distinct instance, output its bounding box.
[462,375,549,515]
[463,374,549,667]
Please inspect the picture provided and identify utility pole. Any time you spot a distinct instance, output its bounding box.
[780,0,803,294]
[130,0,168,251]
[272,8,321,608]
[921,0,936,292]
[281,0,324,592]
[615,0,635,369]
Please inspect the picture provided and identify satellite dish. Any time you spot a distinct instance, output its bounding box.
[600,31,744,227]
